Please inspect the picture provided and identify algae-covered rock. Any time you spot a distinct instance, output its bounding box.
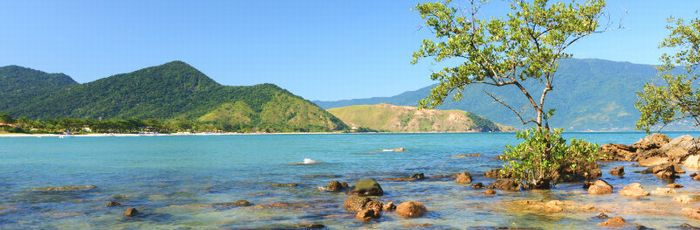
[349,178,383,196]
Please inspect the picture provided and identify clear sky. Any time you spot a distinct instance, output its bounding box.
[0,1,698,100]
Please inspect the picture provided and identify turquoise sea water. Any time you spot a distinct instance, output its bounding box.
[1,132,700,229]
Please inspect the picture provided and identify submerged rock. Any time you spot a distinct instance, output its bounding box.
[453,153,481,158]
[32,185,97,192]
[396,201,427,218]
[674,195,694,204]
[598,216,626,227]
[620,183,649,197]
[471,182,484,189]
[454,172,473,184]
[105,201,121,207]
[386,173,425,182]
[123,207,139,217]
[683,208,700,220]
[651,187,676,196]
[587,179,613,195]
[213,200,252,209]
[680,223,700,229]
[507,199,596,214]
[271,183,299,188]
[349,178,383,196]
[484,189,496,195]
[609,166,624,176]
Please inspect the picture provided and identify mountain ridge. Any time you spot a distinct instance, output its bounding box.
[1,61,347,132]
[314,58,692,131]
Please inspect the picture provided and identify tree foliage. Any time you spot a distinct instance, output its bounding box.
[636,17,700,132]
[413,0,605,129]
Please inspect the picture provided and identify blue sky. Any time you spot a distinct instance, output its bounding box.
[0,1,698,100]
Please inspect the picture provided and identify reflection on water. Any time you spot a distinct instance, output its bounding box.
[1,132,700,229]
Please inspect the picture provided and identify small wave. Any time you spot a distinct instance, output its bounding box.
[290,158,320,165]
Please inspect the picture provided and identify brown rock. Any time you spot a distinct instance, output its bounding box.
[609,166,624,176]
[638,156,668,167]
[364,200,383,214]
[484,189,496,195]
[587,179,613,195]
[355,209,379,222]
[598,216,625,227]
[471,182,484,189]
[123,207,138,217]
[454,172,473,184]
[662,135,699,161]
[600,143,637,161]
[396,201,427,218]
[620,183,649,197]
[383,201,396,211]
[106,201,121,207]
[344,196,372,212]
[633,133,670,150]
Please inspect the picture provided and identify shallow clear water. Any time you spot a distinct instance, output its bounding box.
[1,132,700,229]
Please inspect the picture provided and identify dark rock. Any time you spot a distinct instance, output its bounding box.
[455,172,473,184]
[667,183,684,188]
[487,179,521,191]
[471,182,484,189]
[484,168,504,178]
[105,201,121,207]
[325,180,348,192]
[396,201,427,218]
[123,207,139,217]
[610,166,624,176]
[296,223,325,229]
[680,223,700,230]
[349,178,383,196]
[410,173,425,180]
[594,212,609,219]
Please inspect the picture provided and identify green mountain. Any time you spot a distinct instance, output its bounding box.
[0,65,77,112]
[315,58,690,131]
[328,104,513,132]
[2,61,347,132]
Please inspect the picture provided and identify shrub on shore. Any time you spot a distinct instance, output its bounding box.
[500,128,601,189]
